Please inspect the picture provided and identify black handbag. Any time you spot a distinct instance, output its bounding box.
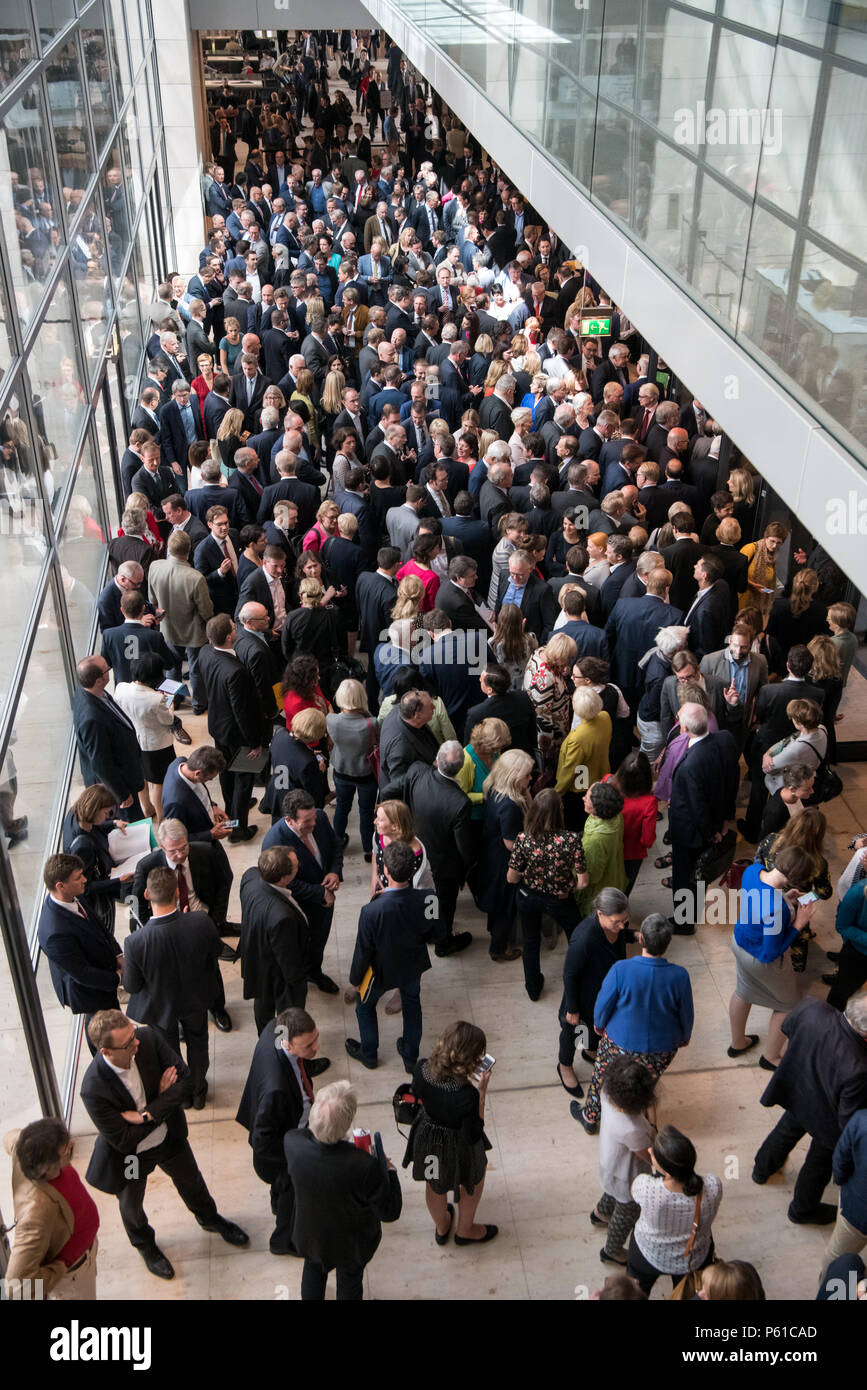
[692,829,737,885]
[810,760,843,805]
[392,1082,423,1137]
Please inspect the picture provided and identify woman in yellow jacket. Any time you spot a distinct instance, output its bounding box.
[556,687,612,831]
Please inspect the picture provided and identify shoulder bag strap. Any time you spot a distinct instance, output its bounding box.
[682,1185,703,1267]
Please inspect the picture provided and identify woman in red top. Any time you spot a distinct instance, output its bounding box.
[396,534,441,612]
[282,652,331,727]
[303,499,340,554]
[122,491,163,550]
[605,751,658,895]
[6,1117,99,1299]
[190,353,217,426]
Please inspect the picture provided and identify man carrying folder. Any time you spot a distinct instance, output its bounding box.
[345,841,443,1072]
[197,613,269,843]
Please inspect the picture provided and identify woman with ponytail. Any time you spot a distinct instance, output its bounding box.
[626,1125,722,1295]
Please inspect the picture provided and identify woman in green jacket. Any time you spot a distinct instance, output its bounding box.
[577,780,627,916]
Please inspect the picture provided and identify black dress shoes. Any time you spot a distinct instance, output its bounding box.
[220,920,242,937]
[310,971,339,994]
[229,826,258,843]
[141,1245,174,1279]
[435,932,473,957]
[345,1037,377,1069]
[218,943,239,962]
[200,1217,249,1246]
[305,1057,331,1077]
[192,1088,208,1110]
[211,1008,232,1032]
[173,725,192,746]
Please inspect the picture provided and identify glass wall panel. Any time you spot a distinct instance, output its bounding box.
[45,34,95,198]
[26,272,87,509]
[104,0,132,97]
[125,0,144,78]
[690,176,752,333]
[0,968,44,1211]
[0,13,37,87]
[136,77,154,175]
[80,11,116,157]
[0,382,48,689]
[756,47,821,219]
[94,377,120,528]
[58,440,106,655]
[70,186,113,381]
[810,66,867,266]
[703,31,775,195]
[101,147,132,268]
[1,83,58,329]
[0,270,15,385]
[33,0,76,45]
[4,584,73,935]
[124,93,144,213]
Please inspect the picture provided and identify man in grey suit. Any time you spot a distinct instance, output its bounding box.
[147,530,214,714]
[386,485,425,561]
[699,627,768,753]
[301,318,331,383]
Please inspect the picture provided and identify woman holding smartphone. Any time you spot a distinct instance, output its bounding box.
[727,844,817,1069]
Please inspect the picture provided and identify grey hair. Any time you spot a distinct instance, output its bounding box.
[679,701,708,735]
[200,459,221,483]
[655,625,690,658]
[436,740,465,778]
[442,323,458,341]
[117,560,144,583]
[553,403,576,425]
[275,450,298,476]
[595,887,629,916]
[308,1080,357,1144]
[487,439,512,465]
[261,406,280,429]
[157,817,187,843]
[494,373,516,397]
[121,507,146,535]
[844,989,867,1038]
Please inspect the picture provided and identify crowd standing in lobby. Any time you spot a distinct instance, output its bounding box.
[7,27,867,1304]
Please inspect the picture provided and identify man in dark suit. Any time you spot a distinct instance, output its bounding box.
[247,413,284,474]
[478,376,515,441]
[131,388,163,440]
[753,995,867,1223]
[161,494,208,549]
[261,789,344,993]
[194,505,241,615]
[73,656,144,817]
[434,555,494,635]
[157,379,204,486]
[417,612,484,737]
[121,433,153,497]
[379,688,440,784]
[130,817,233,936]
[680,554,731,662]
[604,570,683,708]
[161,748,235,844]
[37,854,121,1045]
[384,744,476,956]
[236,1005,329,1255]
[667,704,739,935]
[230,354,273,432]
[227,448,266,525]
[202,374,233,438]
[123,866,222,1107]
[442,493,494,590]
[130,451,177,518]
[464,664,538,755]
[196,614,267,842]
[495,550,557,643]
[257,453,318,531]
[479,461,515,537]
[283,1079,402,1300]
[346,840,442,1071]
[239,849,315,1031]
[599,537,637,620]
[96,561,153,633]
[101,591,176,685]
[235,601,282,719]
[80,1010,248,1279]
[185,460,244,527]
[356,550,400,708]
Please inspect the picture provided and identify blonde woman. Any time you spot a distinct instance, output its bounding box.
[727,467,757,535]
[807,633,844,761]
[282,577,343,670]
[484,359,508,396]
[191,352,216,424]
[508,406,533,470]
[523,632,579,755]
[739,521,789,621]
[392,573,426,632]
[556,686,612,830]
[478,749,535,961]
[290,368,319,450]
[262,384,286,415]
[216,407,246,471]
[219,316,243,374]
[326,678,379,858]
[303,499,339,553]
[320,369,346,440]
[521,371,548,423]
[458,717,511,816]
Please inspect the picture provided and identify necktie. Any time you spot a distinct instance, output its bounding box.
[221,539,236,573]
[372,260,379,280]
[247,376,254,402]
[442,287,449,306]
[250,475,263,495]
[639,408,652,442]
[297,1057,314,1102]
[175,865,189,911]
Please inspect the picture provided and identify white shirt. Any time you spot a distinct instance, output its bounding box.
[178,766,215,821]
[102,1055,168,1151]
[266,573,287,630]
[162,856,205,912]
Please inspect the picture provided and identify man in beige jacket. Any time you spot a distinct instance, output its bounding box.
[147,530,214,715]
[4,1119,99,1299]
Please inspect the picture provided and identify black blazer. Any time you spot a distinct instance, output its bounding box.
[356,570,398,656]
[464,691,537,754]
[130,843,232,930]
[159,399,204,475]
[495,571,557,643]
[238,868,309,1007]
[257,478,318,531]
[203,392,231,439]
[350,886,442,989]
[81,1027,193,1195]
[234,626,281,719]
[604,595,684,692]
[197,645,268,751]
[477,394,512,441]
[100,622,176,685]
[682,581,731,662]
[194,531,242,615]
[186,485,243,528]
[260,811,342,927]
[262,728,328,817]
[236,1021,305,1178]
[389,762,476,879]
[37,895,121,1015]
[378,707,440,785]
[123,908,222,1028]
[130,463,178,514]
[600,561,637,620]
[668,730,740,851]
[235,567,278,628]
[440,516,492,586]
[433,579,492,634]
[283,1127,402,1271]
[72,687,144,803]
[230,371,273,431]
[160,757,228,850]
[228,470,265,528]
[759,997,867,1149]
[753,678,826,747]
[661,539,707,612]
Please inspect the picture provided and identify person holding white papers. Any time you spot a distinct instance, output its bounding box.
[114,652,178,823]
[62,784,133,933]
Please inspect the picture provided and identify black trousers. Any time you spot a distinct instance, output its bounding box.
[826,942,867,1011]
[753,1111,834,1218]
[300,1258,365,1300]
[626,1232,716,1296]
[305,906,334,978]
[433,872,462,940]
[159,1011,209,1099]
[671,841,702,926]
[741,739,771,838]
[253,1152,296,1250]
[254,979,308,1035]
[216,744,255,830]
[118,1139,219,1250]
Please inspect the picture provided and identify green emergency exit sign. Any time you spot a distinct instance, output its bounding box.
[580,316,612,336]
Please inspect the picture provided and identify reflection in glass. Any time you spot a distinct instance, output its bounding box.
[32,0,76,44]
[81,16,117,155]
[0,952,47,1202]
[1,84,59,328]
[70,187,114,380]
[26,274,87,508]
[0,272,15,385]
[5,585,74,936]
[105,0,132,97]
[811,67,867,266]
[756,47,820,219]
[0,15,35,88]
[690,176,751,333]
[136,77,154,176]
[124,94,144,215]
[58,440,107,657]
[46,38,95,200]
[94,382,121,529]
[102,151,131,267]
[0,384,47,690]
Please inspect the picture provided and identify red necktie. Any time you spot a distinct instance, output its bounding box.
[297,1058,314,1101]
[639,408,652,442]
[176,866,189,911]
[250,476,263,495]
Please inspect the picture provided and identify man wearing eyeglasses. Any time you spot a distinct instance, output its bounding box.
[80,1009,248,1281]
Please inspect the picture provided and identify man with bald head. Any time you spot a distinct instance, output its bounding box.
[97,560,157,632]
[228,445,266,525]
[258,449,318,530]
[72,656,145,816]
[234,600,281,719]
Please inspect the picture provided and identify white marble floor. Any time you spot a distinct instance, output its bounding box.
[50,712,865,1302]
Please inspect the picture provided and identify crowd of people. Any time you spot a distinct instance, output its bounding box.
[5,29,867,1305]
